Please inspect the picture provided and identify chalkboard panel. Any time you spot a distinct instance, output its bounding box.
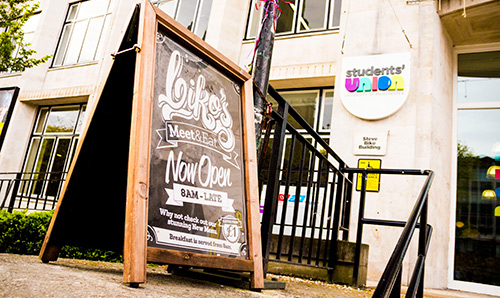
[147,25,249,259]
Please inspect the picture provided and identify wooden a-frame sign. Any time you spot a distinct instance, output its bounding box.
[39,1,263,289]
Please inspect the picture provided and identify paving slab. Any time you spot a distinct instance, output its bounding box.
[0,254,497,298]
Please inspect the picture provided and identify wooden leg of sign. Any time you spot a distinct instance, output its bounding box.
[123,0,156,286]
[39,214,61,263]
[39,173,66,263]
[39,244,60,263]
[242,80,265,290]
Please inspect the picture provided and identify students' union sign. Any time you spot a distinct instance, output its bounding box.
[340,53,411,120]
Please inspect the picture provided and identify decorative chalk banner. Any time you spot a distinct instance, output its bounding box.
[40,1,263,289]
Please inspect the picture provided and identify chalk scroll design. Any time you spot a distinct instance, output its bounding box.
[157,47,239,169]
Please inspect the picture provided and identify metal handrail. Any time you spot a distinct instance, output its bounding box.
[373,171,434,298]
[260,85,353,278]
[0,171,68,212]
[342,168,434,297]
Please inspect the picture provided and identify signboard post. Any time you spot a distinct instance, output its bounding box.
[40,1,263,290]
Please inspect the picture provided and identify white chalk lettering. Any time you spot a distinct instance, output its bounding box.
[159,50,235,153]
[165,151,232,188]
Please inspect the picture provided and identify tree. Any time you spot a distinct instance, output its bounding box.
[456,142,480,202]
[0,0,51,72]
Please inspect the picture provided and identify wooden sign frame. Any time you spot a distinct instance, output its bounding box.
[125,2,263,288]
[39,1,262,290]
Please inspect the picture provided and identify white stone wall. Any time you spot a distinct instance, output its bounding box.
[330,0,454,288]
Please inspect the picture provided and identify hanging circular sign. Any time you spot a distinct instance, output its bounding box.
[340,53,411,120]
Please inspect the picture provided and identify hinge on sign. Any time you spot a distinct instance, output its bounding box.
[111,44,141,59]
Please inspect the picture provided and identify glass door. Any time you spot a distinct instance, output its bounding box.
[455,51,500,287]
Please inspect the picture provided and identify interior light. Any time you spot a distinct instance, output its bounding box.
[486,166,500,179]
[482,189,496,199]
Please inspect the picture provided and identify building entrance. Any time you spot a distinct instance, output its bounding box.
[455,50,500,287]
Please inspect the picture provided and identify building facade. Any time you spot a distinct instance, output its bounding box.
[0,0,499,295]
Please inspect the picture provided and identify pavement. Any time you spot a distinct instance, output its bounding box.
[0,253,497,298]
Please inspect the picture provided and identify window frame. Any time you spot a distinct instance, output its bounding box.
[244,0,341,40]
[52,0,113,67]
[269,87,335,134]
[296,0,329,33]
[20,104,87,199]
[271,89,320,133]
[449,46,500,296]
[152,0,213,40]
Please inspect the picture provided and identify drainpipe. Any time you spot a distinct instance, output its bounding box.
[252,1,275,148]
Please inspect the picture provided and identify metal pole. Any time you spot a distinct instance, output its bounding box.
[7,173,22,213]
[252,0,276,147]
[353,171,367,286]
[417,198,428,298]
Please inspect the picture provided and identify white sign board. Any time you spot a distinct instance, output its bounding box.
[340,53,411,120]
[353,132,388,156]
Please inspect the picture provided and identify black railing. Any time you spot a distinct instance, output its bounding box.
[342,168,434,297]
[0,171,67,212]
[259,86,353,276]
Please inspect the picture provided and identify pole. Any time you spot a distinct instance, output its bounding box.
[252,0,276,147]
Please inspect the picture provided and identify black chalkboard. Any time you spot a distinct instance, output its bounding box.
[147,25,249,259]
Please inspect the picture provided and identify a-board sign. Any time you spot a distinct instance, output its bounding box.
[148,20,249,258]
[356,159,381,192]
[39,1,263,290]
[137,5,262,286]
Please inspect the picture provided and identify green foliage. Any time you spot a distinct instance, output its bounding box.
[60,246,123,263]
[0,209,53,254]
[456,142,480,202]
[0,0,51,72]
[0,210,122,262]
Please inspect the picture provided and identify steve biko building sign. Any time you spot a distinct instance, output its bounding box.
[147,27,249,259]
[340,53,411,120]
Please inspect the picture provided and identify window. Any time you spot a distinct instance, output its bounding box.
[267,88,334,132]
[261,88,334,181]
[53,0,113,67]
[455,51,500,287]
[20,105,87,201]
[152,0,213,40]
[246,0,341,39]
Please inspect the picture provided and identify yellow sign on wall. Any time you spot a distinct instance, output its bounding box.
[356,159,381,192]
